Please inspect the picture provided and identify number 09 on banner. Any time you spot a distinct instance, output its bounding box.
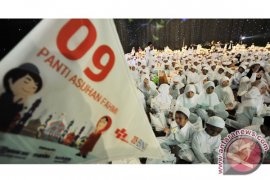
[57,19,115,82]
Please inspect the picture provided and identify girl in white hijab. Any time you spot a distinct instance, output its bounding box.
[215,76,237,110]
[139,75,158,106]
[151,83,172,112]
[197,81,220,109]
[176,84,199,109]
[196,81,229,123]
[176,84,203,131]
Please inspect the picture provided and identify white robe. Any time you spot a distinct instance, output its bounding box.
[197,91,220,110]
[191,130,221,164]
[226,87,264,129]
[215,85,235,106]
[152,84,172,111]
[148,121,196,163]
[175,85,203,131]
[186,71,200,84]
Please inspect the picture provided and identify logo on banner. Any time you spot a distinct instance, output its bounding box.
[115,128,148,151]
[218,129,269,175]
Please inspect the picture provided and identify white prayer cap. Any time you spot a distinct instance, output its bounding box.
[203,66,210,71]
[158,83,170,94]
[206,116,225,129]
[172,75,180,83]
[174,106,190,118]
[165,62,170,66]
[141,74,150,81]
[220,76,230,84]
[233,58,238,63]
[226,68,234,75]
[239,64,247,70]
[242,61,249,66]
[204,81,215,89]
[222,61,232,66]
[175,64,180,68]
[190,65,196,69]
[217,65,225,70]
[184,84,196,94]
[141,69,148,74]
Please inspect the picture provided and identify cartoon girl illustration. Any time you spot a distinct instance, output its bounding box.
[76,116,112,158]
[0,63,43,132]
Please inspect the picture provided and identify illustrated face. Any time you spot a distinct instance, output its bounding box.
[10,74,38,98]
[175,112,188,128]
[206,86,214,94]
[222,80,229,87]
[205,124,223,137]
[186,91,194,98]
[96,118,108,132]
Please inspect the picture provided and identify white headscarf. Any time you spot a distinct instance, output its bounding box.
[139,74,157,91]
[176,84,198,109]
[152,84,172,111]
[237,76,251,96]
[198,81,220,109]
[174,106,190,118]
[130,66,139,81]
[206,116,225,128]
[215,76,235,105]
[239,85,265,115]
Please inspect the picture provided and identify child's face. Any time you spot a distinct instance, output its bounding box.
[186,91,194,98]
[206,86,214,94]
[10,74,38,98]
[221,80,229,87]
[175,112,188,128]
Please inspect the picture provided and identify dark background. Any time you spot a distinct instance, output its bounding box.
[1,19,270,60]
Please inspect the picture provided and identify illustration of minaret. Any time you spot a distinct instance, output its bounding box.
[71,126,85,146]
[58,120,74,143]
[36,114,53,138]
[11,98,42,134]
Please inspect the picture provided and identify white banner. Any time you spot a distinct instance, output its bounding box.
[0,19,163,163]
